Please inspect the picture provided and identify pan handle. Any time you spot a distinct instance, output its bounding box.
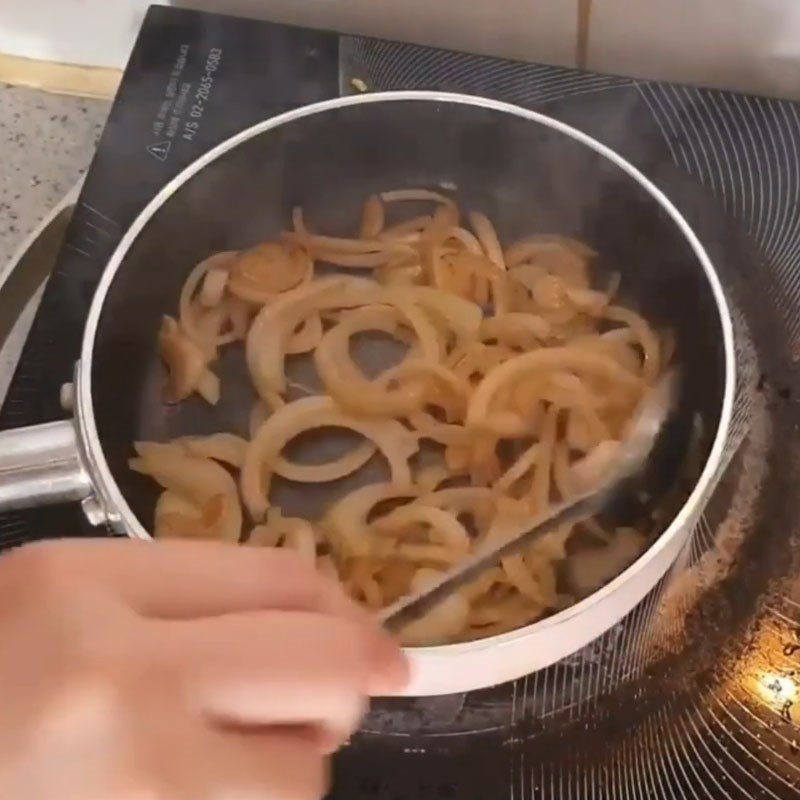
[0,200,96,513]
[0,420,92,511]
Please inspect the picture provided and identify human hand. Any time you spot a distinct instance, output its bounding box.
[0,539,407,800]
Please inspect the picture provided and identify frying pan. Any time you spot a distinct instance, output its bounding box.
[0,92,734,695]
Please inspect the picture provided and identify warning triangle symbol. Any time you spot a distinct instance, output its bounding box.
[147,140,172,161]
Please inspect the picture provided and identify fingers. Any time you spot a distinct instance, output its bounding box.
[208,728,328,800]
[9,539,408,697]
[163,724,327,800]
[15,539,353,617]
[154,610,381,738]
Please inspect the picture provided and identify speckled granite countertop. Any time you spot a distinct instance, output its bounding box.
[0,83,110,268]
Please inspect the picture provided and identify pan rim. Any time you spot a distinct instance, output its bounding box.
[77,89,736,656]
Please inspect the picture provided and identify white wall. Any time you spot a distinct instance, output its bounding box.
[0,0,151,68]
[0,0,798,100]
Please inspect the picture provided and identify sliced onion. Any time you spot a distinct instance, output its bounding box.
[416,486,495,515]
[493,442,541,494]
[414,463,450,491]
[310,250,404,268]
[391,286,482,340]
[398,568,469,646]
[200,266,229,307]
[314,306,428,417]
[323,482,419,558]
[178,251,238,349]
[467,345,642,428]
[241,395,419,520]
[158,316,211,404]
[504,236,594,288]
[407,412,471,446]
[178,433,248,468]
[373,541,463,566]
[284,229,413,255]
[480,313,550,347]
[248,513,317,564]
[378,214,433,240]
[285,313,323,355]
[419,204,459,248]
[468,211,505,269]
[374,504,471,553]
[131,446,241,542]
[154,491,207,539]
[360,194,385,238]
[446,227,483,254]
[603,305,662,381]
[272,439,376,483]
[569,440,622,495]
[245,276,377,398]
[227,243,312,303]
[380,358,470,407]
[195,369,220,405]
[376,261,423,285]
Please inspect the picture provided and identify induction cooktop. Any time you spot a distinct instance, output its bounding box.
[1,6,798,798]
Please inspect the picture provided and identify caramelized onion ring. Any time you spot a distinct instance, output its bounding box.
[241,396,419,520]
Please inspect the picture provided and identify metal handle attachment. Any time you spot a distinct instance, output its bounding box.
[0,419,92,511]
[0,201,95,513]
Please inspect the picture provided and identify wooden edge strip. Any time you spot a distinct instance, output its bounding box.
[0,52,121,100]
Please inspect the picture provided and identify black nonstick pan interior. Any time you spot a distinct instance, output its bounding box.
[89,98,728,536]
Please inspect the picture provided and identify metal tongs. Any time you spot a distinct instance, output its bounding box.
[380,370,679,634]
